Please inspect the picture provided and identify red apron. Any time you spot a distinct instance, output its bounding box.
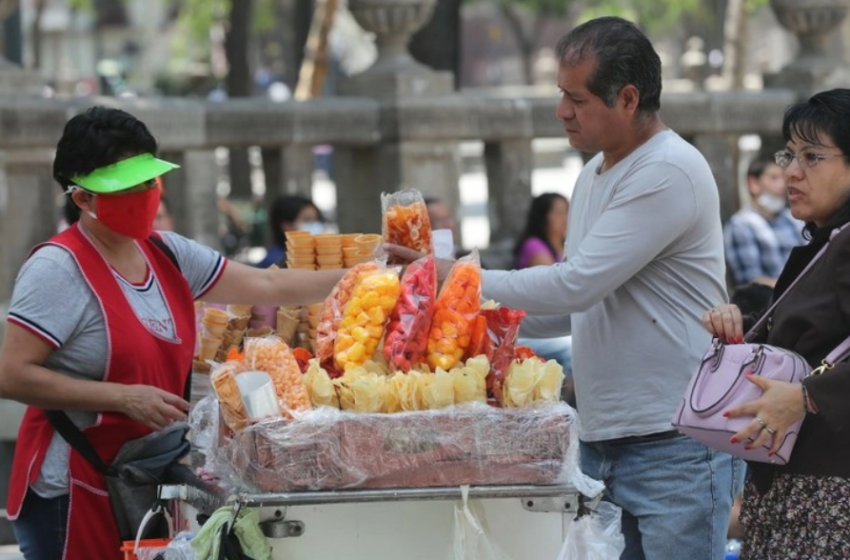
[6,224,195,560]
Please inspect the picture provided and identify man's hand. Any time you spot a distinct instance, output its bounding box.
[118,384,190,431]
[382,243,456,281]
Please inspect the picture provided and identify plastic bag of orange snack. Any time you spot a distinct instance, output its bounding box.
[334,268,401,371]
[426,251,481,371]
[315,262,380,375]
[383,256,437,371]
[244,336,312,418]
[381,189,432,264]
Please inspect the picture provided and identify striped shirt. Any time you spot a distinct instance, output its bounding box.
[724,208,805,285]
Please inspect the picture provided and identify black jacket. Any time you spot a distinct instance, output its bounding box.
[750,216,850,490]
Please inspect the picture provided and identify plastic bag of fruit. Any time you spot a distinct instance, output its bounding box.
[383,256,437,372]
[426,251,481,371]
[334,268,402,371]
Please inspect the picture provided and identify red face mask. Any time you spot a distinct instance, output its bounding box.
[92,185,161,239]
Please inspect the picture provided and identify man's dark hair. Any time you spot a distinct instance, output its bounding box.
[53,106,158,191]
[555,17,662,116]
[746,154,779,180]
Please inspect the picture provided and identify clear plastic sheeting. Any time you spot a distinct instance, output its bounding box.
[193,398,600,496]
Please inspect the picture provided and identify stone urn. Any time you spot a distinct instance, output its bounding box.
[766,0,850,88]
[343,0,451,97]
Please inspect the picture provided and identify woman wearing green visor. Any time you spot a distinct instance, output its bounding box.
[0,106,345,560]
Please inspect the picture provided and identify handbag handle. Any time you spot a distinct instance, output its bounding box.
[744,223,850,371]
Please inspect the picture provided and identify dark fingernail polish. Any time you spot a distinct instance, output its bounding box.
[723,411,730,418]
[767,451,775,457]
[744,445,752,450]
[745,371,753,376]
[730,437,739,444]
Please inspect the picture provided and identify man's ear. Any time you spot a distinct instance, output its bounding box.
[620,84,640,114]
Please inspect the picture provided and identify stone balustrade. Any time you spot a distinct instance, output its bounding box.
[0,87,804,307]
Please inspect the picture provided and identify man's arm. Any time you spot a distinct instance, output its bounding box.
[482,163,702,315]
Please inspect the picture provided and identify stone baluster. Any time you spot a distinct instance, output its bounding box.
[160,150,222,250]
[765,0,850,90]
[691,133,741,225]
[484,139,534,251]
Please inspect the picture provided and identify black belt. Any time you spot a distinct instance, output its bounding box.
[606,430,681,446]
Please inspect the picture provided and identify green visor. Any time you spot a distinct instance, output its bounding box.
[72,153,180,194]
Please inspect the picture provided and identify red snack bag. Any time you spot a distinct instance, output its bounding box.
[478,306,527,404]
[382,189,433,264]
[426,251,481,371]
[383,256,437,371]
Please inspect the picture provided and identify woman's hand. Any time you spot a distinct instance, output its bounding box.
[118,384,190,431]
[725,373,807,456]
[702,303,744,343]
[382,243,456,281]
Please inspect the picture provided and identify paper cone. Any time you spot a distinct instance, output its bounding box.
[198,335,223,361]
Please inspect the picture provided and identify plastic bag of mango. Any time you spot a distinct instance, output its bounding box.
[301,354,565,412]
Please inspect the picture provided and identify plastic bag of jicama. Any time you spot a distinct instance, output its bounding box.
[382,189,433,264]
[383,256,437,371]
[334,268,402,371]
[315,262,381,375]
[502,357,565,408]
[426,251,482,371]
[243,336,312,417]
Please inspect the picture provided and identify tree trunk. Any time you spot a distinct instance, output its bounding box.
[225,0,255,199]
[721,0,748,89]
[502,5,535,85]
[31,0,45,69]
[295,0,338,100]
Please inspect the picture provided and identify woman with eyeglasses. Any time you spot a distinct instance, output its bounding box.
[0,106,345,560]
[702,89,850,559]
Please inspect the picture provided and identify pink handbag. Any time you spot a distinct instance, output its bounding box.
[673,226,850,465]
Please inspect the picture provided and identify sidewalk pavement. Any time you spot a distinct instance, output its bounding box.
[0,546,22,560]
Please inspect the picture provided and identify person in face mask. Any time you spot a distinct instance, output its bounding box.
[0,106,346,560]
[257,194,325,268]
[724,154,806,287]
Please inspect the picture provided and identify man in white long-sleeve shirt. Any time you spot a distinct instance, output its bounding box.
[390,16,737,560]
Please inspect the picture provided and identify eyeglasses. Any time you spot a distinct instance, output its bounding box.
[774,150,847,169]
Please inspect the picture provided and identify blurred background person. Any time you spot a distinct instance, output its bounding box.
[513,192,568,269]
[513,192,573,404]
[425,197,460,259]
[256,194,325,268]
[724,154,805,287]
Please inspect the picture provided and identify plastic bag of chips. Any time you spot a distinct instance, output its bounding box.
[334,268,402,371]
[426,251,481,371]
[383,256,437,371]
[382,189,433,264]
[210,360,249,432]
[315,262,380,374]
[244,336,312,417]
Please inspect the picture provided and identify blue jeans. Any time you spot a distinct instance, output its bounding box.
[12,490,68,560]
[581,434,739,560]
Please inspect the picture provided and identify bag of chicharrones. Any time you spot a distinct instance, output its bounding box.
[383,255,437,372]
[449,485,515,560]
[557,502,625,560]
[381,188,433,264]
[426,250,482,371]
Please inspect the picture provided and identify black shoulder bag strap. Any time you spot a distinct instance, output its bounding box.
[45,234,189,474]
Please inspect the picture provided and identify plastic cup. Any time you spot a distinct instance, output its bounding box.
[236,371,280,420]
